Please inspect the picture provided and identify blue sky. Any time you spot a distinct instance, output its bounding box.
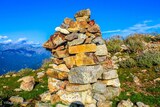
[0,0,160,44]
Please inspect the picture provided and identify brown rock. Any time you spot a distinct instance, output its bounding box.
[88,20,95,26]
[51,94,61,104]
[44,32,66,49]
[48,77,68,93]
[66,83,92,92]
[88,24,100,33]
[51,45,65,53]
[69,44,96,54]
[64,18,73,25]
[54,49,69,58]
[64,56,76,68]
[17,76,35,91]
[102,59,113,69]
[79,21,89,28]
[74,9,91,21]
[46,68,68,80]
[85,37,93,44]
[52,64,70,72]
[75,53,95,66]
[65,32,78,41]
[52,58,64,65]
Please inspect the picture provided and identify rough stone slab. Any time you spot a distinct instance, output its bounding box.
[69,44,96,54]
[68,65,104,84]
[66,84,92,92]
[95,44,108,56]
[75,53,95,66]
[102,70,118,80]
[64,56,76,68]
[100,78,121,87]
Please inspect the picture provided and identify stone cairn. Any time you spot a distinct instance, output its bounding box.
[43,9,121,107]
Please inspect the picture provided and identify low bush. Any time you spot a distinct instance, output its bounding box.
[137,51,160,68]
[119,58,137,68]
[106,36,123,53]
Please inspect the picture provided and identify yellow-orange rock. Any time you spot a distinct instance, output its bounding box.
[64,56,76,68]
[52,58,64,65]
[46,68,68,80]
[52,64,70,72]
[66,83,92,92]
[64,18,73,25]
[69,44,96,54]
[75,53,95,66]
[54,49,69,58]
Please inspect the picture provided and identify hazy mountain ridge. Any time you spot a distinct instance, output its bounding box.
[0,41,50,75]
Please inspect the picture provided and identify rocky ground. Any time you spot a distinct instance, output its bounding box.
[0,9,160,107]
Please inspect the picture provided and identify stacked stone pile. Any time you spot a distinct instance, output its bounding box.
[43,9,121,107]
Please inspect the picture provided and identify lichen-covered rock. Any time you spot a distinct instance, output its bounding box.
[9,96,24,103]
[40,91,51,102]
[68,65,104,84]
[102,69,118,80]
[17,76,35,91]
[97,101,112,107]
[66,83,92,92]
[95,44,108,56]
[92,82,106,94]
[100,78,121,87]
[117,99,133,107]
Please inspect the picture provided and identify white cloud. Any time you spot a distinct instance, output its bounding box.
[16,37,27,43]
[103,20,160,37]
[0,35,8,39]
[2,39,12,44]
[102,29,121,33]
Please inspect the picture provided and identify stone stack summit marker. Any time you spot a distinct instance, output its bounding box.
[43,9,121,107]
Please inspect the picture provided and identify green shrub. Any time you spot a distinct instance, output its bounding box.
[125,34,151,52]
[137,51,160,68]
[106,37,123,53]
[119,58,137,68]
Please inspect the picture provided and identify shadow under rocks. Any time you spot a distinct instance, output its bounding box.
[69,101,84,107]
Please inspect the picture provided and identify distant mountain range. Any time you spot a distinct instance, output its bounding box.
[0,40,50,75]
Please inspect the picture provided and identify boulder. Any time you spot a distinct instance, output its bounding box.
[88,24,100,33]
[68,65,104,84]
[17,76,35,91]
[92,82,106,94]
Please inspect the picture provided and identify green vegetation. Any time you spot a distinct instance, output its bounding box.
[106,36,123,53]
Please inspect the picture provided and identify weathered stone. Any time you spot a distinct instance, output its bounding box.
[79,21,89,28]
[88,24,100,33]
[75,53,96,66]
[102,70,118,80]
[52,45,65,53]
[102,60,114,69]
[68,65,104,84]
[59,90,94,105]
[35,102,52,107]
[52,64,70,72]
[46,68,68,80]
[93,93,106,102]
[56,104,69,107]
[40,91,51,102]
[100,78,120,87]
[64,18,73,25]
[17,76,35,91]
[65,32,78,41]
[54,49,69,58]
[86,103,96,107]
[69,44,96,54]
[68,21,79,32]
[92,37,105,45]
[52,58,64,65]
[136,102,150,107]
[97,101,112,107]
[48,77,68,93]
[51,94,61,104]
[37,71,45,79]
[60,23,69,29]
[117,99,133,107]
[85,37,93,44]
[55,27,70,34]
[74,9,91,21]
[96,56,107,62]
[64,56,76,68]
[9,96,24,103]
[43,32,66,49]
[104,87,121,100]
[88,20,95,26]
[92,82,106,94]
[66,83,91,92]
[95,44,108,56]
